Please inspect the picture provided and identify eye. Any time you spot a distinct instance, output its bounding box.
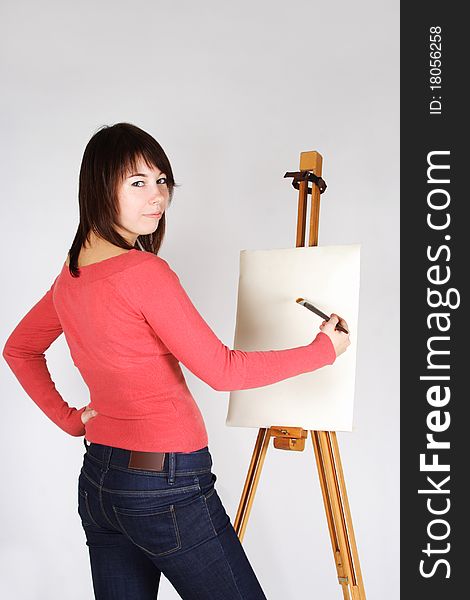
[131,177,167,187]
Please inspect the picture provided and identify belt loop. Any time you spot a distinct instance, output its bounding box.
[83,437,89,450]
[168,452,176,485]
[102,446,112,472]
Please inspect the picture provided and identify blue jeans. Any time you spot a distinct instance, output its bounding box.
[78,439,267,599]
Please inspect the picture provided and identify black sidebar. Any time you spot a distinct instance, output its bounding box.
[400,5,466,598]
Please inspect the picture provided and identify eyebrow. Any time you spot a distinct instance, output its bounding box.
[127,171,165,178]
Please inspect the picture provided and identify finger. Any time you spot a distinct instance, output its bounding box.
[83,412,98,424]
[328,313,339,324]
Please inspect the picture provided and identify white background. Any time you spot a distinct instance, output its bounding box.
[0,1,399,598]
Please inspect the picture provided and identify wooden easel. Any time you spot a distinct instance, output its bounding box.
[233,151,366,600]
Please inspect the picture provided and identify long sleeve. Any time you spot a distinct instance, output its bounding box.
[136,257,337,391]
[2,276,86,436]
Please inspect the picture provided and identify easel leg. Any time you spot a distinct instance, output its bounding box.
[233,427,270,541]
[311,431,366,600]
[233,427,366,598]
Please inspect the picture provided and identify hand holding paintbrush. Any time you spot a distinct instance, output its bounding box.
[296,297,351,357]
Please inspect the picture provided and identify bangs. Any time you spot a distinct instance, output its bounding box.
[119,154,148,179]
[117,151,170,185]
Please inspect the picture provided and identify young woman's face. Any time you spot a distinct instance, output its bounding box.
[115,157,170,244]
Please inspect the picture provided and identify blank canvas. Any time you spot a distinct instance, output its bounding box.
[225,244,361,432]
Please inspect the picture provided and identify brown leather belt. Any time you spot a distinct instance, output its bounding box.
[128,450,166,471]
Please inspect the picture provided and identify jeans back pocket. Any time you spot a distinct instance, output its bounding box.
[112,503,182,557]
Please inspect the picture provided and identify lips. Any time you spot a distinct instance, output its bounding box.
[144,212,162,217]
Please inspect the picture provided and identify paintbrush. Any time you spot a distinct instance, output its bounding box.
[296,298,349,334]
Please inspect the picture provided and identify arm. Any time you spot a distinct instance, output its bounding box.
[2,276,86,436]
[137,257,336,391]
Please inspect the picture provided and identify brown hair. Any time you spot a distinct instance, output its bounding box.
[68,122,180,277]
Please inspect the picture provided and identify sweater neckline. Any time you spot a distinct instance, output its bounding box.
[73,248,138,269]
[60,248,144,280]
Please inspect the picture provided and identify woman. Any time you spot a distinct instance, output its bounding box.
[2,122,350,599]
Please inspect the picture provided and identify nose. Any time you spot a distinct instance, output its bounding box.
[151,190,166,207]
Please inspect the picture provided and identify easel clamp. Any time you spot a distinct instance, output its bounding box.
[284,169,328,194]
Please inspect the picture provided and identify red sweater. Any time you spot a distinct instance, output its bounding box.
[2,249,336,452]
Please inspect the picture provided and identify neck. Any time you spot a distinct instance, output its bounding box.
[84,230,135,252]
